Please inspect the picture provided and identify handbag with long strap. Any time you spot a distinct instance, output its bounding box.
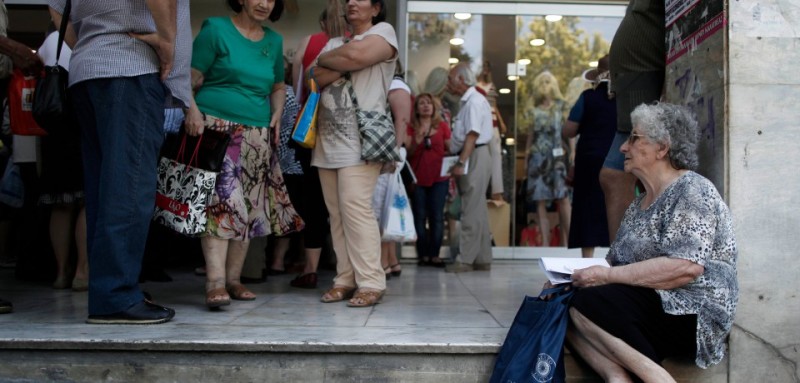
[32,0,73,133]
[345,74,400,163]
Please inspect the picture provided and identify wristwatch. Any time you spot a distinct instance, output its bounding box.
[455,160,465,168]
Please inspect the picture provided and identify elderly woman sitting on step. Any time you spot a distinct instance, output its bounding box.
[561,102,738,382]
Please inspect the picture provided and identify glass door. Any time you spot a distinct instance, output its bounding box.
[405,1,624,259]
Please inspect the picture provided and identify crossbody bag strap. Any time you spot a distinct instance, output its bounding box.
[344,72,360,111]
[55,0,71,65]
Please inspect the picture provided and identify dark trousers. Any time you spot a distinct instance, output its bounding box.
[71,74,166,315]
[412,180,449,260]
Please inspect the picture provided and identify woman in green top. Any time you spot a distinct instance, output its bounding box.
[186,0,285,310]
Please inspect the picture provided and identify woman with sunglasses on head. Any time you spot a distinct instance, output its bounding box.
[561,102,738,381]
[405,93,452,267]
[311,0,398,308]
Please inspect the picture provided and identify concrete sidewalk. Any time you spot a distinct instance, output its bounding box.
[0,261,726,382]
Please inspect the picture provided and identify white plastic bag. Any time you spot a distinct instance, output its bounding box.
[381,168,417,242]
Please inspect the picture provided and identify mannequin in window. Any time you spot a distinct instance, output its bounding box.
[525,71,571,246]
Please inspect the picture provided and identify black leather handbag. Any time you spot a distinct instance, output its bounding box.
[32,0,72,132]
[161,127,231,172]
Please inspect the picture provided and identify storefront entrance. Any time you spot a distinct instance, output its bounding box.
[404,1,625,258]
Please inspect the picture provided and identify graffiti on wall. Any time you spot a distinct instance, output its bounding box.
[674,67,717,150]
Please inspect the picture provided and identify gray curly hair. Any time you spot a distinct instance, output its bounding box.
[630,102,699,170]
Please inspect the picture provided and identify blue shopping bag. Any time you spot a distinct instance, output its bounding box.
[291,69,319,149]
[490,285,574,383]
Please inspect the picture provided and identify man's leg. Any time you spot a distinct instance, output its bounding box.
[599,132,636,242]
[73,75,166,316]
[454,146,492,267]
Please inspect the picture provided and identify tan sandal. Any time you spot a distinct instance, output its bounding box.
[226,284,256,301]
[347,289,384,308]
[206,287,231,308]
[320,286,355,303]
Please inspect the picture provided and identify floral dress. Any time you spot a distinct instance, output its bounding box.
[526,99,570,202]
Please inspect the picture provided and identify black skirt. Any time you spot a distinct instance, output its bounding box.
[569,284,697,365]
[38,128,84,205]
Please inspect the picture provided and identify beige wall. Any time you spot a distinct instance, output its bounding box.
[727,0,800,380]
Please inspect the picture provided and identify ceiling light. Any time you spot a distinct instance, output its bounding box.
[517,58,531,65]
[505,137,516,146]
[448,57,460,64]
[499,88,511,94]
[530,39,545,46]
[589,61,599,67]
[545,15,563,22]
[454,13,472,20]
[507,76,518,81]
[450,37,465,46]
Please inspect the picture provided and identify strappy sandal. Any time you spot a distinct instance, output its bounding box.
[206,287,231,308]
[320,285,355,303]
[226,284,256,301]
[347,289,384,308]
[389,263,402,277]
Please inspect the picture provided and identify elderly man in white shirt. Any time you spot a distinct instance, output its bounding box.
[445,63,494,273]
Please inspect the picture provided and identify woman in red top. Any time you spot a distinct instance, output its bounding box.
[405,93,451,267]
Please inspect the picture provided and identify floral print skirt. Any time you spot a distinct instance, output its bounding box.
[203,115,272,241]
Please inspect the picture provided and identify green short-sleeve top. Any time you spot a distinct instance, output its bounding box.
[192,17,284,127]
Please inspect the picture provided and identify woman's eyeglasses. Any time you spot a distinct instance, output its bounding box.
[627,132,646,145]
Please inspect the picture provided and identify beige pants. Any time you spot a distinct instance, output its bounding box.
[456,146,493,265]
[319,163,385,291]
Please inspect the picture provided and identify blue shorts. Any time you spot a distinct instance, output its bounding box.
[602,132,629,171]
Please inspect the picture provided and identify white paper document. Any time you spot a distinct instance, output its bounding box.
[440,156,469,176]
[539,257,611,285]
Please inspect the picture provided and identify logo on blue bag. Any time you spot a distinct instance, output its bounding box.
[532,353,556,382]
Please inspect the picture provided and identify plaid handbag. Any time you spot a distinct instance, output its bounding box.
[346,76,400,163]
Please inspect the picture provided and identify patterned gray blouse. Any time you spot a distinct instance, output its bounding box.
[608,171,738,368]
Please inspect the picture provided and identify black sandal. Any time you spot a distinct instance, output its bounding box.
[290,273,318,289]
[389,263,402,277]
[430,258,446,268]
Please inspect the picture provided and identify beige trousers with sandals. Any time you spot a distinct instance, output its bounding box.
[319,163,385,291]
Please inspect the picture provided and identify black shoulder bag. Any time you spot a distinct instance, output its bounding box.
[33,0,74,133]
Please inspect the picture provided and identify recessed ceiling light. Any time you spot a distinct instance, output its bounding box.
[518,58,531,65]
[530,39,545,46]
[499,88,511,94]
[450,37,465,46]
[454,13,472,20]
[507,76,518,81]
[448,57,460,64]
[589,61,599,67]
[545,15,563,22]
